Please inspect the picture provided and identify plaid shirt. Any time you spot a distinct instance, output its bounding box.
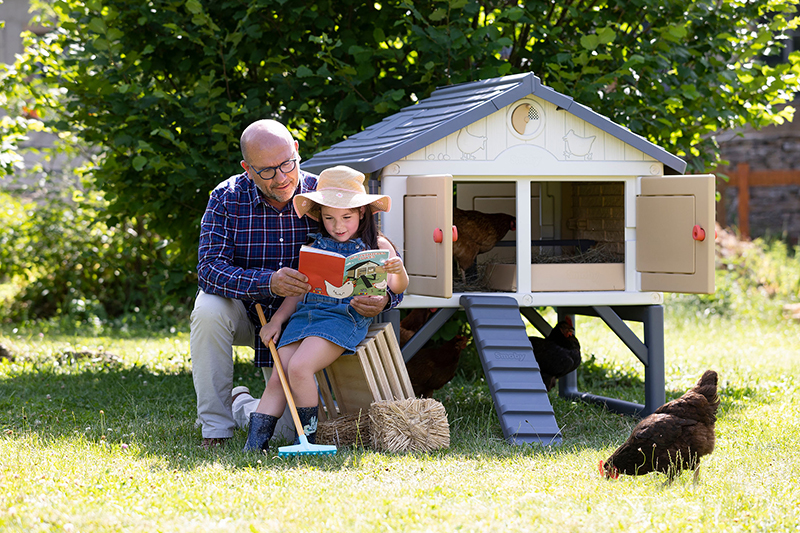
[197,170,402,366]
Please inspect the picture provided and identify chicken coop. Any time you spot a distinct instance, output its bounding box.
[302,72,715,446]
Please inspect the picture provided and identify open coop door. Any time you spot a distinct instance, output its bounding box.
[404,174,454,298]
[636,174,715,294]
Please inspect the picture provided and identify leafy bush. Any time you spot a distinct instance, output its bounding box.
[0,190,193,325]
[3,0,799,285]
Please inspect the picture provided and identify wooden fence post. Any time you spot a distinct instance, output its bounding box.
[737,162,750,239]
[716,171,728,228]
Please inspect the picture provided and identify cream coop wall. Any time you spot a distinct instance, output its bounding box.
[384,97,664,178]
[302,73,715,309]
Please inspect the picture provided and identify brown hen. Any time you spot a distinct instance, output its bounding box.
[600,370,720,483]
[405,335,471,398]
[399,308,435,347]
[453,208,516,282]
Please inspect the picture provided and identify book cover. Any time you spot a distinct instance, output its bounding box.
[298,245,390,298]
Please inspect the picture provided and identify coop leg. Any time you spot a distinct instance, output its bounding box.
[642,305,665,416]
[556,309,578,394]
[554,305,665,418]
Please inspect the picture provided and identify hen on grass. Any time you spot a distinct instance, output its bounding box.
[600,370,720,484]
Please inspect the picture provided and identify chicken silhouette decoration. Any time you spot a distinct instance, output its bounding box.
[600,370,720,483]
[528,317,582,391]
[563,129,596,160]
[457,129,486,160]
[452,207,516,283]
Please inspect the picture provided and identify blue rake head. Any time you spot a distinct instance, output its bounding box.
[278,434,337,457]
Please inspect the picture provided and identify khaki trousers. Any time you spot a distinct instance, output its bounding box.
[190,290,293,440]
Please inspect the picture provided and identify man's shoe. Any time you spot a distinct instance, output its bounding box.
[232,386,251,403]
[200,437,229,449]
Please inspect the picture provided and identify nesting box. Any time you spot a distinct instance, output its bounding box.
[303,72,715,444]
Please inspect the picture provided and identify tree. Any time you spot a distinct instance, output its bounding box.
[2,0,799,299]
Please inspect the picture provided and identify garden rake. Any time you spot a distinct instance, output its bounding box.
[255,304,337,457]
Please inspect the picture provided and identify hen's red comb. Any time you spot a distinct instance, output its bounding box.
[598,460,619,479]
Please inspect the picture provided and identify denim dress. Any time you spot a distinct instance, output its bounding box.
[277,233,373,355]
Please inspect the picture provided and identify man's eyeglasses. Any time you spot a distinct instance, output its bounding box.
[246,157,297,181]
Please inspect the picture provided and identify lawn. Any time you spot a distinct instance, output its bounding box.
[2,234,800,532]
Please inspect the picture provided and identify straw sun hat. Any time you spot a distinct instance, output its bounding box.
[293,165,391,221]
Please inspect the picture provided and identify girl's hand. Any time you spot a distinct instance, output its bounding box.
[382,256,404,275]
[259,321,282,347]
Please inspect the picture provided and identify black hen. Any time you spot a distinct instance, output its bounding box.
[528,317,581,391]
[600,370,720,483]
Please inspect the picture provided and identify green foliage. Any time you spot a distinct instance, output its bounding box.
[2,0,800,301]
[0,191,191,325]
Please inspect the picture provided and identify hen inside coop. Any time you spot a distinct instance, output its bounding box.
[453,180,626,293]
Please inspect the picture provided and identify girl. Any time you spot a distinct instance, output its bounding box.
[244,165,409,452]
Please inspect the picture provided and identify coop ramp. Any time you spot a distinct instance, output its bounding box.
[460,295,562,446]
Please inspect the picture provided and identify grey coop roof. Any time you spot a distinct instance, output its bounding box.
[301,72,687,175]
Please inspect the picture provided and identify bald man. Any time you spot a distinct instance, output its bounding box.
[191,120,402,448]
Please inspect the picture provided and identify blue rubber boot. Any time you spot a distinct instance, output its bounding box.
[243,412,278,452]
[295,406,319,445]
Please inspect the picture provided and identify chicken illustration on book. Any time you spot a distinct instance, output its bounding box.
[298,245,390,298]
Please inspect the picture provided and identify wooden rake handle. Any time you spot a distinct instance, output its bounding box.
[255,304,306,438]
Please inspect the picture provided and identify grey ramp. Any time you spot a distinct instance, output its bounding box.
[460,295,562,445]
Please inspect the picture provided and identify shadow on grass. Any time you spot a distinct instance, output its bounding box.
[0,345,754,473]
[0,349,284,468]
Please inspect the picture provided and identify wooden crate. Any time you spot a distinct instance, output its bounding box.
[316,322,415,420]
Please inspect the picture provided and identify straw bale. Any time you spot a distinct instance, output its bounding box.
[316,410,370,448]
[369,398,450,453]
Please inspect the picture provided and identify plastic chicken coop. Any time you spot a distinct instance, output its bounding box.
[302,72,715,446]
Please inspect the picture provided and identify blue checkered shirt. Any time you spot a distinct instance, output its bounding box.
[197,170,402,366]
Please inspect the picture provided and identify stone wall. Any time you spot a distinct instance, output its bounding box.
[718,126,800,245]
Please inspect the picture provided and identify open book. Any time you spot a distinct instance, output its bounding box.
[298,245,390,298]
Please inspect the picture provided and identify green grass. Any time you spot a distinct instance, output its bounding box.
[2,231,800,532]
[2,304,799,532]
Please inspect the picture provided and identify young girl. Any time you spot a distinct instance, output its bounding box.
[244,165,409,452]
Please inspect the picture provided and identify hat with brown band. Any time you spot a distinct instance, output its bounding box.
[293,165,391,221]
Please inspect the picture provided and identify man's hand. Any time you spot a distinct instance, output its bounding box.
[350,294,389,318]
[269,267,310,297]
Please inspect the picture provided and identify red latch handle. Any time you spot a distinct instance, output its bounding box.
[692,225,706,241]
[433,228,443,243]
[452,225,458,242]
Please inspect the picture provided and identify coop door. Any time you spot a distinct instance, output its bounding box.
[404,174,453,298]
[636,174,715,294]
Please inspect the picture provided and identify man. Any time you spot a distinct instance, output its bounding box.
[191,119,401,448]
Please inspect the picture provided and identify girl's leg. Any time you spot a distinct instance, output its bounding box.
[249,337,343,445]
[253,341,301,417]
[284,336,345,406]
[285,337,345,443]
[243,342,301,452]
